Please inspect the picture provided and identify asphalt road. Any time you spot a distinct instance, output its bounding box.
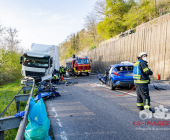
[46,74,170,140]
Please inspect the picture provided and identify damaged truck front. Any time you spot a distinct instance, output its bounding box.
[20,43,59,83]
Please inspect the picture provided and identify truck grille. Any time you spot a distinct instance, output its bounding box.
[80,67,88,69]
[25,71,45,77]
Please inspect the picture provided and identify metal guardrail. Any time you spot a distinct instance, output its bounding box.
[0,77,35,140]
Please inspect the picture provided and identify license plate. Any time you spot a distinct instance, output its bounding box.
[124,73,133,76]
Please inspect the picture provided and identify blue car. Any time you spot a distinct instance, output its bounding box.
[109,62,134,90]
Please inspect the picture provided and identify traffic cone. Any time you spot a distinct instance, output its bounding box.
[157,74,160,80]
[61,76,64,81]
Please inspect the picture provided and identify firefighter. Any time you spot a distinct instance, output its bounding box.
[52,74,59,84]
[72,54,76,76]
[61,66,65,76]
[63,66,67,77]
[133,52,154,112]
[59,66,63,76]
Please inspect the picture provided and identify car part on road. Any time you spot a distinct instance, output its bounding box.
[73,82,78,84]
[153,84,166,90]
[34,82,60,101]
[64,81,78,86]
[97,69,110,85]
[65,82,69,86]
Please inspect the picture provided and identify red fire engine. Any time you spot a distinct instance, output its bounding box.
[66,56,91,76]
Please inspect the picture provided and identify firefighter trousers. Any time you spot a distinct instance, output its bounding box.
[135,84,151,110]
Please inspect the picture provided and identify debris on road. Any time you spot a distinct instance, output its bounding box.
[153,84,166,90]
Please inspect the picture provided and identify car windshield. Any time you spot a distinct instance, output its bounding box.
[77,59,89,64]
[116,66,133,71]
[23,56,49,68]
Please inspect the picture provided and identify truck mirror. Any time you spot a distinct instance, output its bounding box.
[50,58,53,64]
[20,56,23,64]
[90,59,92,62]
[20,56,23,61]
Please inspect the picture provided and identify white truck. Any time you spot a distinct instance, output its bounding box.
[20,43,59,83]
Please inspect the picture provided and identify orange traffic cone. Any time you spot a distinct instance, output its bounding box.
[157,74,160,80]
[61,76,64,81]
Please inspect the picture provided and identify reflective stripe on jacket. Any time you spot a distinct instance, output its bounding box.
[133,60,150,84]
[53,76,58,79]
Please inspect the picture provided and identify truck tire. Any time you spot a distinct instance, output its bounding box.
[110,80,115,90]
[86,73,89,76]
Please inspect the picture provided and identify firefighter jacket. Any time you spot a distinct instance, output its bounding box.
[53,75,58,80]
[60,67,62,73]
[133,59,153,84]
[62,67,65,72]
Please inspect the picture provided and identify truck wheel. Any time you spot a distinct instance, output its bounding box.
[110,80,115,90]
[86,73,89,76]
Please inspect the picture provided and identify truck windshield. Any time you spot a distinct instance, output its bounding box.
[77,59,89,64]
[23,56,49,68]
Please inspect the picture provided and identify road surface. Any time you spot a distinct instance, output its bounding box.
[46,74,170,140]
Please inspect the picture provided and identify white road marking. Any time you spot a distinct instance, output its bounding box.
[51,107,67,140]
[57,121,62,127]
[60,131,68,140]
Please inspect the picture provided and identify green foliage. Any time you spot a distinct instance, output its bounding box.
[0,48,22,85]
[88,44,97,50]
[97,0,128,38]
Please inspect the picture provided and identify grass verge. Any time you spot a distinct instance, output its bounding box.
[0,79,31,140]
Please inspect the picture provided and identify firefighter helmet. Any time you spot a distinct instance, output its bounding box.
[138,52,147,58]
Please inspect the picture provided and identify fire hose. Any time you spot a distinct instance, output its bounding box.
[79,79,136,97]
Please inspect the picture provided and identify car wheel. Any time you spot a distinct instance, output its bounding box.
[86,73,89,76]
[79,73,82,76]
[110,80,115,90]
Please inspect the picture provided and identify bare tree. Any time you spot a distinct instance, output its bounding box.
[18,46,24,55]
[84,12,98,41]
[4,28,20,52]
[0,25,5,48]
[0,25,4,34]
[94,0,106,21]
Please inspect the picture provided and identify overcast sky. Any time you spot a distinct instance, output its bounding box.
[0,0,98,50]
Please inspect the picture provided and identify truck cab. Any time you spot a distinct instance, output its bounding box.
[20,44,59,83]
